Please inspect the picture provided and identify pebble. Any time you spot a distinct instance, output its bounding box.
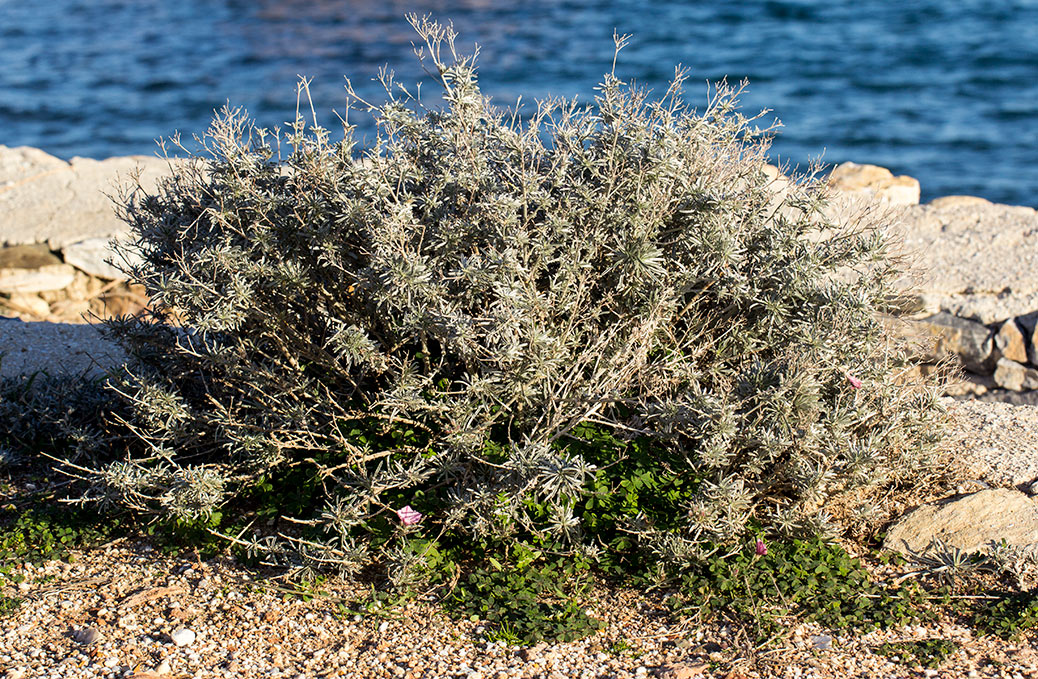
[73,627,103,645]
[170,628,196,647]
[811,634,833,650]
[2,532,1037,679]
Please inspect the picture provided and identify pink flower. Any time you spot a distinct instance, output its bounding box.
[844,372,863,389]
[755,538,768,556]
[396,505,423,526]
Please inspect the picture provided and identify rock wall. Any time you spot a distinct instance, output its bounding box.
[2,146,1037,404]
[829,163,1038,405]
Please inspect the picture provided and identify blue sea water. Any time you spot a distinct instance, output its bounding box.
[1,0,1035,206]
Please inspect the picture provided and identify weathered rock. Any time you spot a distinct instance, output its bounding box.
[993,357,1038,391]
[927,195,992,209]
[48,299,91,320]
[0,145,175,249]
[90,289,150,319]
[994,318,1029,364]
[1018,312,1038,366]
[903,312,993,373]
[5,292,51,317]
[942,371,996,397]
[0,244,76,293]
[884,292,941,318]
[38,270,106,304]
[811,635,833,650]
[828,162,920,205]
[975,389,1038,407]
[893,201,1038,324]
[62,236,141,280]
[657,663,708,679]
[883,488,1038,556]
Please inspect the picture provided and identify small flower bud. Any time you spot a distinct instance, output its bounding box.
[396,505,423,525]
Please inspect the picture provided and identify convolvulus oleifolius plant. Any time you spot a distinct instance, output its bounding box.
[83,15,943,581]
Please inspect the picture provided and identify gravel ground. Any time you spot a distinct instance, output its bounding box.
[2,540,1038,679]
[4,402,1038,679]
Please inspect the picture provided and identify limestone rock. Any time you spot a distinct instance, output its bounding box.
[62,236,141,280]
[883,488,1038,556]
[0,145,67,188]
[976,389,1038,407]
[0,145,175,249]
[5,292,51,318]
[0,244,76,293]
[892,201,1038,323]
[1018,312,1038,366]
[993,357,1038,391]
[828,162,920,205]
[927,195,992,209]
[904,312,993,373]
[994,318,1029,364]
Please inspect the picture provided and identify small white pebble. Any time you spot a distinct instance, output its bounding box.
[170,628,196,647]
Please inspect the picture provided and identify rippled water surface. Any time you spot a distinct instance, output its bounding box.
[2,0,1036,204]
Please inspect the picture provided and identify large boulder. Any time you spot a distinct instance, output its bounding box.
[893,200,1038,324]
[883,488,1038,556]
[0,145,173,250]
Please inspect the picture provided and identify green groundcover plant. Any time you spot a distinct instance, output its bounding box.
[71,16,943,590]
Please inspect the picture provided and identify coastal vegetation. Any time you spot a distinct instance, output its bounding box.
[5,15,1036,665]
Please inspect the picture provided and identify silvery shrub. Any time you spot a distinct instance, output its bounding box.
[92,16,943,578]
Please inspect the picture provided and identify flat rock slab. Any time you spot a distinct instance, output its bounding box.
[0,244,77,293]
[894,200,1038,323]
[0,318,126,378]
[883,488,1038,556]
[0,145,175,249]
[62,236,142,280]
